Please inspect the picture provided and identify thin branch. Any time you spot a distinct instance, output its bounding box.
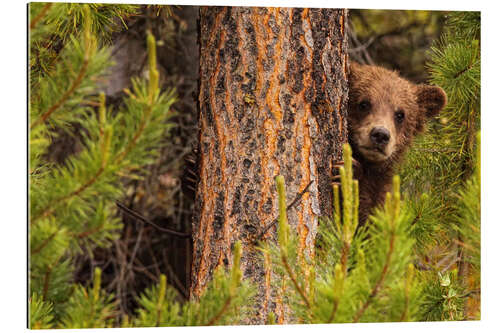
[128,221,145,272]
[30,3,52,30]
[75,224,104,239]
[281,254,311,308]
[348,36,375,53]
[328,299,340,323]
[346,22,374,65]
[42,266,53,301]
[115,103,153,163]
[353,231,396,322]
[163,255,189,300]
[454,60,476,79]
[131,257,159,282]
[31,231,58,255]
[30,56,90,129]
[116,201,191,238]
[41,255,62,301]
[254,180,314,243]
[31,166,105,224]
[340,241,351,275]
[400,294,409,322]
[205,296,232,326]
[459,289,480,299]
[400,274,411,322]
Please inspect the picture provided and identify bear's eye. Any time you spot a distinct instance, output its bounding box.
[358,100,371,112]
[395,109,405,123]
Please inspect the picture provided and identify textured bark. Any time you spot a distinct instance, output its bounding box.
[192,7,348,324]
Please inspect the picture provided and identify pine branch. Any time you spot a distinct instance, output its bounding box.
[281,253,310,309]
[31,166,105,224]
[353,230,396,322]
[42,266,53,301]
[31,5,94,129]
[30,3,53,30]
[328,265,344,323]
[340,241,351,275]
[115,103,153,163]
[204,296,232,326]
[75,224,105,239]
[31,231,58,255]
[399,264,414,322]
[155,275,167,327]
[116,32,161,164]
[255,180,314,243]
[31,57,90,129]
[453,60,476,79]
[328,299,339,323]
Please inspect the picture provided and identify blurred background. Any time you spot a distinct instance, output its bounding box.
[348,9,447,82]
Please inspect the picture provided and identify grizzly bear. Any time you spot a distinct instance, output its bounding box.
[345,62,447,224]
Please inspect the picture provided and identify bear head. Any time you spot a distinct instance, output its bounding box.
[347,62,447,164]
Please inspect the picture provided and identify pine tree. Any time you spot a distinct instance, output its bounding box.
[29,3,176,328]
[397,11,480,320]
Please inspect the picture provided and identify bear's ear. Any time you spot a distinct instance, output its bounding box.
[348,61,361,79]
[416,85,447,118]
[349,61,361,70]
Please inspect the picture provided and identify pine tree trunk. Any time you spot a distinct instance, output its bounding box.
[191,6,348,324]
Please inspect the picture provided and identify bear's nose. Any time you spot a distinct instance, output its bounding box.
[370,127,390,146]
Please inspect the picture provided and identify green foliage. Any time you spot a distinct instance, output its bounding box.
[134,275,182,327]
[29,3,176,328]
[455,133,481,269]
[29,293,54,329]
[445,12,481,41]
[134,241,255,327]
[61,268,117,328]
[263,144,421,324]
[398,11,480,320]
[418,269,466,321]
[29,3,137,87]
[260,175,315,322]
[406,193,441,254]
[29,4,136,54]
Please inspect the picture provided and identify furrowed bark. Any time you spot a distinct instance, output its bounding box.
[192,7,348,324]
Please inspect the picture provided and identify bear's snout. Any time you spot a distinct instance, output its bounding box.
[370,127,390,147]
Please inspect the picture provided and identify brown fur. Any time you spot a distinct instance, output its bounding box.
[347,62,447,224]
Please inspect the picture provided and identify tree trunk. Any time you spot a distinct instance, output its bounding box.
[192,6,348,324]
